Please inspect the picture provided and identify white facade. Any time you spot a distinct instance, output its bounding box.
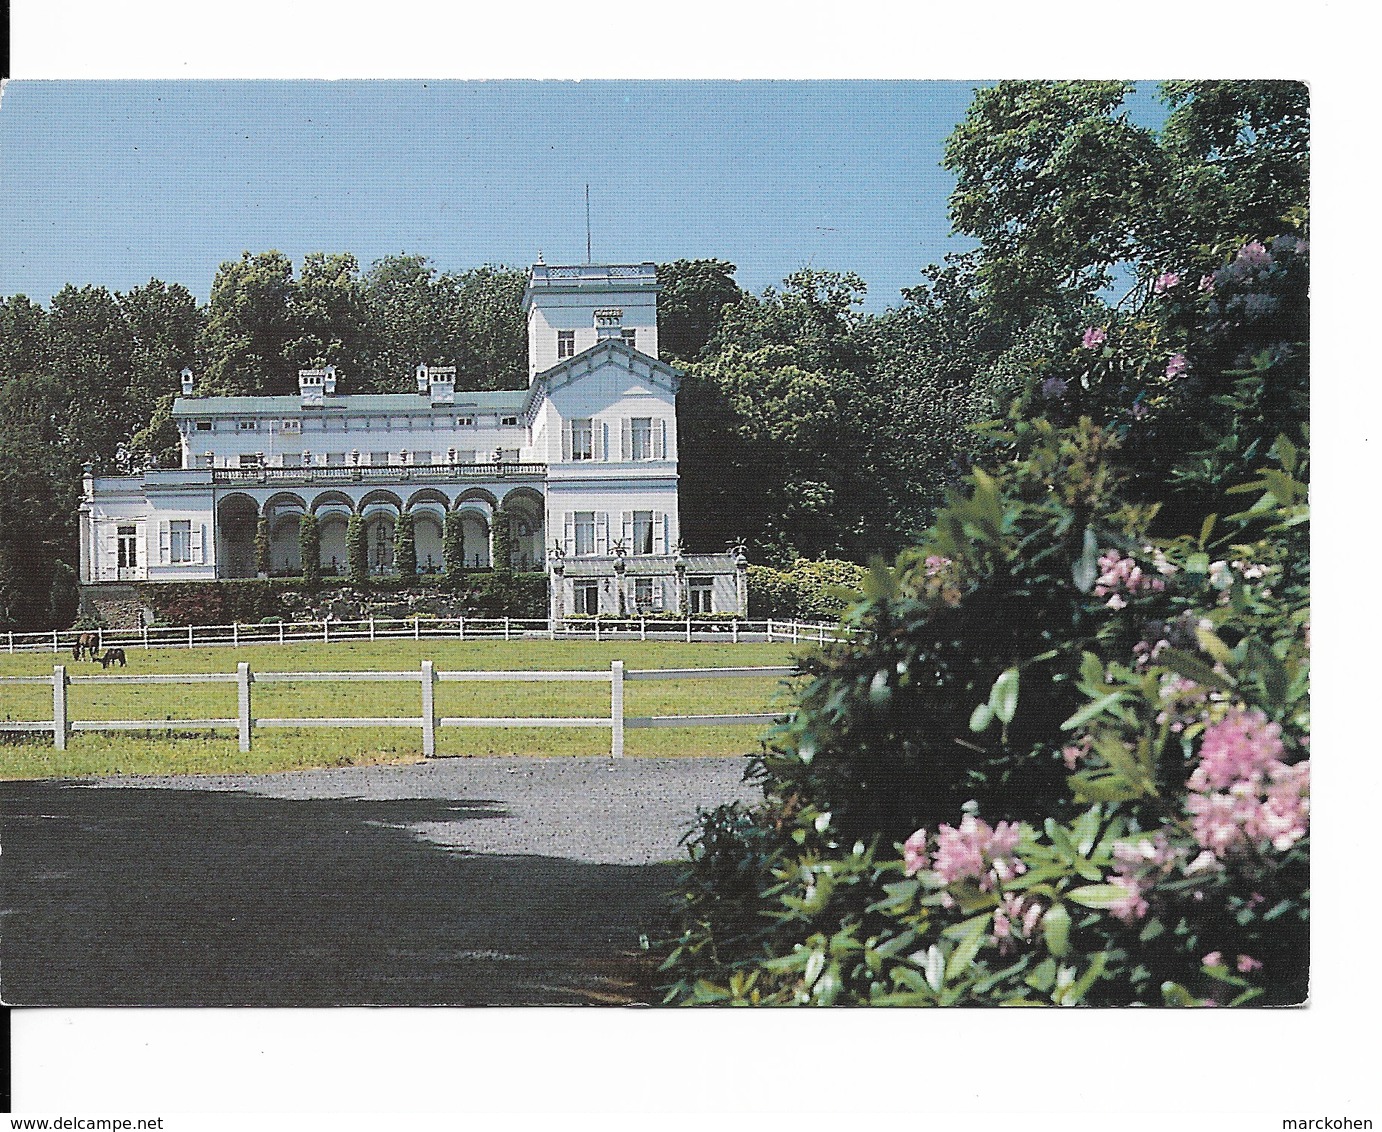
[80,262,745,616]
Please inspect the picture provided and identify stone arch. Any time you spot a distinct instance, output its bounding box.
[405,487,451,513]
[310,490,356,515]
[454,507,492,570]
[215,494,259,580]
[453,487,498,512]
[262,491,308,516]
[317,510,350,579]
[500,487,546,571]
[359,488,404,514]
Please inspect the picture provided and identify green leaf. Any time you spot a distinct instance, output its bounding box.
[1072,527,1099,593]
[989,667,1020,725]
[1066,884,1128,910]
[1198,513,1217,548]
[1079,650,1105,690]
[1159,648,1236,691]
[946,916,990,980]
[969,701,995,733]
[923,945,945,993]
[1061,690,1126,731]
[1195,625,1233,666]
[1042,903,1071,958]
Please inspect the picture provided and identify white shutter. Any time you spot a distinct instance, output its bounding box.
[191,523,205,565]
[593,420,604,461]
[102,526,117,580]
[563,513,575,556]
[622,511,633,550]
[651,580,665,611]
[621,419,632,461]
[158,520,171,565]
[562,420,573,461]
[656,419,667,460]
[135,524,146,568]
[653,512,667,554]
[595,512,609,555]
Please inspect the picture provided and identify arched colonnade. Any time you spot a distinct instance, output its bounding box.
[213,486,545,579]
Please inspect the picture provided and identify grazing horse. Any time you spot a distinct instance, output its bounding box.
[99,648,126,669]
[75,632,100,661]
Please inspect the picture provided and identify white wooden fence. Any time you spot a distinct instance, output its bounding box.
[2,617,853,654]
[0,661,800,758]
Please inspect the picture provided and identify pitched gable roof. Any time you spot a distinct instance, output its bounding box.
[529,338,680,404]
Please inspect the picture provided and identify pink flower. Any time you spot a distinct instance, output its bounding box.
[1199,274,1216,293]
[1165,353,1188,379]
[1153,272,1181,294]
[1236,954,1263,973]
[903,828,929,877]
[923,555,952,577]
[1202,951,1224,968]
[1237,241,1271,268]
[1107,876,1148,922]
[1082,327,1107,350]
[931,814,1026,890]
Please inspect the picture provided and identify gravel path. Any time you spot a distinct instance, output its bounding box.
[0,758,759,1007]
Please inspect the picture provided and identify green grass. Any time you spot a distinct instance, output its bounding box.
[0,639,808,779]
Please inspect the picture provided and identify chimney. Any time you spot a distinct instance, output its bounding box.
[324,365,337,395]
[298,368,326,407]
[426,365,456,406]
[180,367,194,396]
[416,363,429,394]
[594,308,623,341]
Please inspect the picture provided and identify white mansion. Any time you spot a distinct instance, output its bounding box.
[78,262,746,618]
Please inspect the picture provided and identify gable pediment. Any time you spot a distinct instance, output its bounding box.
[532,339,680,399]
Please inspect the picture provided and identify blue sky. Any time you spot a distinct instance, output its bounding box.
[0,80,1170,312]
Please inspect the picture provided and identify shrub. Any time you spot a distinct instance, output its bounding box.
[658,236,1310,1008]
[393,510,417,578]
[491,500,513,576]
[299,514,321,588]
[444,510,465,580]
[254,518,270,577]
[346,514,367,586]
[747,558,866,620]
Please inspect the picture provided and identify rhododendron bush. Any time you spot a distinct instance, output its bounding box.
[657,227,1308,1007]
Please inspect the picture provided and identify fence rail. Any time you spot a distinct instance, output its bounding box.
[0,660,801,758]
[3,617,853,656]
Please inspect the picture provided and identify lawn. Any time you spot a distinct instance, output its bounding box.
[0,639,808,778]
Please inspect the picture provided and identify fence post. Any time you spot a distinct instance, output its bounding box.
[323,619,330,644]
[504,616,511,641]
[610,660,624,759]
[421,659,436,758]
[595,619,601,643]
[7,631,13,653]
[459,616,465,641]
[766,619,774,643]
[549,617,556,642]
[188,625,194,649]
[52,664,68,750]
[233,622,239,649]
[51,630,58,654]
[97,627,104,653]
[686,616,692,643]
[732,619,739,645]
[414,617,420,641]
[237,661,253,753]
[142,624,149,650]
[278,621,285,646]
[793,622,800,644]
[369,616,376,642]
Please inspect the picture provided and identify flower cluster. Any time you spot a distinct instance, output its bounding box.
[1092,551,1168,610]
[917,554,962,607]
[1082,326,1107,350]
[1153,271,1182,294]
[1165,352,1189,379]
[1185,708,1310,856]
[1106,833,1180,922]
[993,892,1046,951]
[904,815,1026,892]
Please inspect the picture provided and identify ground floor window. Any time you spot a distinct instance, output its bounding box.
[117,525,138,569]
[574,512,596,556]
[689,576,714,614]
[574,581,600,615]
[633,575,663,611]
[170,520,192,563]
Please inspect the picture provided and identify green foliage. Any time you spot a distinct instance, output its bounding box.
[656,259,744,362]
[298,513,321,588]
[747,559,866,621]
[254,518,271,577]
[393,510,417,578]
[490,499,513,576]
[443,510,465,581]
[346,513,368,586]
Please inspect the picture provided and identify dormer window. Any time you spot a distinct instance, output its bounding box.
[238,420,258,431]
[281,419,301,434]
[456,416,474,427]
[557,330,575,359]
[500,416,519,427]
[195,420,212,432]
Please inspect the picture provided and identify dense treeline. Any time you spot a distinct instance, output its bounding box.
[0,239,1002,630]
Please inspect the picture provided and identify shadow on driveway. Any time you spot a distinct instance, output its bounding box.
[1,779,679,1006]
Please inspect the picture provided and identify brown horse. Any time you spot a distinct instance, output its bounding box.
[73,632,99,661]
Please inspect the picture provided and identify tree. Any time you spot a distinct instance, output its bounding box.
[393,510,417,578]
[43,283,137,466]
[287,252,373,379]
[490,500,512,575]
[446,266,527,390]
[254,518,271,577]
[656,259,743,362]
[443,509,465,582]
[202,251,298,395]
[298,513,321,587]
[346,513,368,586]
[0,295,48,385]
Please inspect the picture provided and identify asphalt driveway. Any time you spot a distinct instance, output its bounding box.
[0,757,760,1006]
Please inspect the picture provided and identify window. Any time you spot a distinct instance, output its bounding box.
[620,329,637,350]
[195,420,212,432]
[630,418,653,461]
[574,581,599,615]
[456,416,474,427]
[557,330,576,359]
[370,451,391,466]
[238,453,263,468]
[238,420,258,431]
[170,520,192,564]
[500,416,519,427]
[689,576,714,614]
[279,452,302,468]
[571,419,594,461]
[634,576,655,610]
[326,452,346,466]
[499,448,520,462]
[574,512,596,556]
[455,449,477,464]
[632,511,654,555]
[281,419,301,433]
[413,450,432,466]
[194,454,214,469]
[117,526,138,570]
